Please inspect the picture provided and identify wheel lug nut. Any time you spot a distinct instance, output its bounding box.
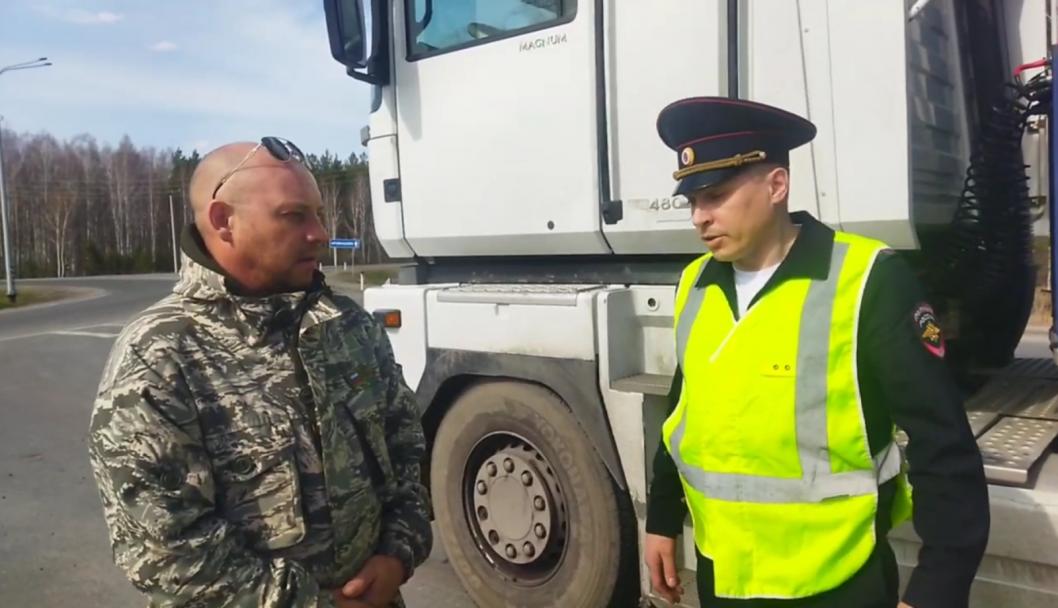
[503,458,515,473]
[505,544,517,559]
[488,530,499,544]
[477,506,488,520]
[533,496,545,511]
[521,471,533,486]
[523,542,535,557]
[535,523,546,539]
[476,481,487,495]
[486,462,497,477]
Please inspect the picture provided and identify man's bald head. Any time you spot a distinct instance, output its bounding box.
[189,141,321,229]
[188,142,261,219]
[184,140,328,295]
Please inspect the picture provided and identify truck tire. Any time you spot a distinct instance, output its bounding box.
[430,381,635,607]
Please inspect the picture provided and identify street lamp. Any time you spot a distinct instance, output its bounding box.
[0,57,52,76]
[0,57,52,303]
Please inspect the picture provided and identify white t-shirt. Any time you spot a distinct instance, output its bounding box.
[733,263,780,318]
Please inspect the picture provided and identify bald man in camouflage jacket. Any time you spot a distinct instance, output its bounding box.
[89,139,431,608]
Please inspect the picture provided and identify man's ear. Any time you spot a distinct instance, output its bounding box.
[207,200,235,244]
[767,166,790,205]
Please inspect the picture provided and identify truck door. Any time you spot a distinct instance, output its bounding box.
[392,0,610,257]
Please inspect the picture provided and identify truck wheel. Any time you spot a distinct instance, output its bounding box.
[430,381,634,607]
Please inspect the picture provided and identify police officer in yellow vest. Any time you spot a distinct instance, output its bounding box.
[644,97,990,608]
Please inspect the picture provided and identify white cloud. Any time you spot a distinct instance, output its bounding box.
[150,41,178,52]
[39,8,124,25]
[80,10,123,24]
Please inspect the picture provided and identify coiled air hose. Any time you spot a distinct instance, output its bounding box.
[931,70,1051,370]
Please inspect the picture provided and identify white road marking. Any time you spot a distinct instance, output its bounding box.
[0,324,126,343]
[50,330,121,339]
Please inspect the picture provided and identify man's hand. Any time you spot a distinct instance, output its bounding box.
[644,533,683,605]
[898,603,914,608]
[340,555,406,607]
[332,595,373,608]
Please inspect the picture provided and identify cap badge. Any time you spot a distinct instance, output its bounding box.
[680,147,695,167]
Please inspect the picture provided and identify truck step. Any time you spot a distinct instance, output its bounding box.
[966,359,1058,486]
[895,359,1058,487]
[612,373,671,396]
[977,417,1058,485]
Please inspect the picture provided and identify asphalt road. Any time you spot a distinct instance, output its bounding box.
[0,275,473,607]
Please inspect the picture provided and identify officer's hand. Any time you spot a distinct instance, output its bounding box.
[340,555,406,607]
[897,603,914,608]
[644,533,683,604]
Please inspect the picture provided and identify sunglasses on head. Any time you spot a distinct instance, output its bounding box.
[212,136,306,199]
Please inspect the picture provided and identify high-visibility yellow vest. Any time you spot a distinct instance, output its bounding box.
[663,231,913,599]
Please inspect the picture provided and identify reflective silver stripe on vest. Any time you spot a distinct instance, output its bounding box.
[795,242,847,482]
[670,242,902,503]
[676,259,711,372]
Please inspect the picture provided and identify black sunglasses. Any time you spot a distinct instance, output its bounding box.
[212,136,306,199]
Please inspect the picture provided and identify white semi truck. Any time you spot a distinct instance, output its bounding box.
[322,1,1057,605]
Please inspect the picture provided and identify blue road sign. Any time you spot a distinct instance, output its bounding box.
[330,238,361,250]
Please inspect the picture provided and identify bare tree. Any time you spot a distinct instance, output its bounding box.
[47,169,77,277]
[145,148,158,266]
[307,151,348,267]
[69,134,105,273]
[347,163,378,263]
[105,136,143,257]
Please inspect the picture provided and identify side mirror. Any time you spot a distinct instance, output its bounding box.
[323,0,367,68]
[324,0,389,84]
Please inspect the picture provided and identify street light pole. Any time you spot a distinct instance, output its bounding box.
[169,193,180,273]
[0,57,52,302]
[0,116,14,302]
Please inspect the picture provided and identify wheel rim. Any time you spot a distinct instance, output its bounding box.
[463,431,568,585]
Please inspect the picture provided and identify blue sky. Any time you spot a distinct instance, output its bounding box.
[0,1,372,156]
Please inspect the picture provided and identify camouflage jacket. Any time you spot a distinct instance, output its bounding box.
[89,244,431,607]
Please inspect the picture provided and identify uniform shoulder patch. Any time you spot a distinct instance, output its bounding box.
[913,302,945,358]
